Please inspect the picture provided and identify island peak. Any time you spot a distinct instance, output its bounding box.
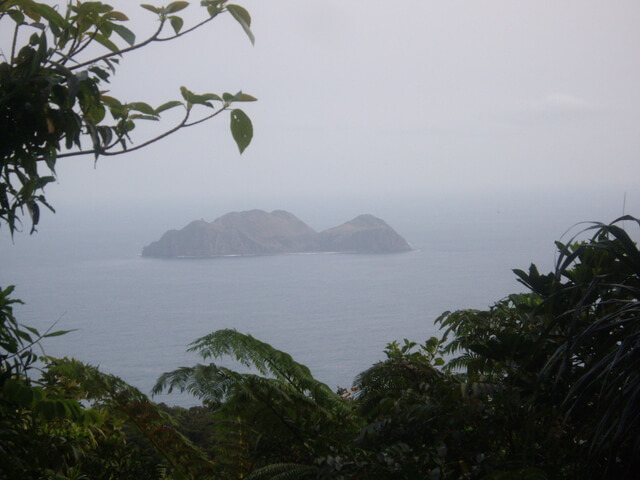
[141,210,411,258]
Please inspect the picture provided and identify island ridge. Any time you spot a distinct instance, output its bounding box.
[141,210,412,258]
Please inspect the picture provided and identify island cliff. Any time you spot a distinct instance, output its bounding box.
[141,210,412,258]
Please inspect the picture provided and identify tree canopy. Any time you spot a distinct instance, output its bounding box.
[0,0,256,236]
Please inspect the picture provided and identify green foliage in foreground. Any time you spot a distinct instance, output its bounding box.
[154,217,640,479]
[2,217,640,479]
[0,0,256,236]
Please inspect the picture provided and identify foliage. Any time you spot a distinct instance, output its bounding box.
[343,339,492,479]
[153,329,360,478]
[157,403,219,460]
[0,0,256,235]
[434,216,640,479]
[542,217,640,470]
[0,284,161,479]
[149,218,640,480]
[43,357,218,479]
[3,12,638,470]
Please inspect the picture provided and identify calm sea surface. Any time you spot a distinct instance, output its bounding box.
[1,192,636,406]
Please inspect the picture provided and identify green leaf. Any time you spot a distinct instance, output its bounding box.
[36,176,55,189]
[16,329,32,343]
[227,4,255,45]
[89,66,110,81]
[141,4,162,14]
[106,11,129,21]
[169,15,184,34]
[101,95,122,107]
[7,9,25,24]
[156,100,183,113]
[180,86,195,103]
[23,6,41,22]
[111,23,136,46]
[44,329,74,338]
[30,3,68,28]
[230,109,253,154]
[234,93,258,102]
[200,93,222,102]
[180,87,216,107]
[165,1,190,14]
[127,102,158,116]
[93,33,120,53]
[25,326,41,337]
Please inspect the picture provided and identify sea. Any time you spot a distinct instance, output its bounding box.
[1,189,637,406]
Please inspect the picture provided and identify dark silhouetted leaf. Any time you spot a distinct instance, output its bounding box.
[165,1,190,14]
[169,15,184,34]
[230,109,253,153]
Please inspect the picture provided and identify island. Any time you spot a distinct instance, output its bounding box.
[141,210,412,258]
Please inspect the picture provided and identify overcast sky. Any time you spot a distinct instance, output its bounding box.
[47,1,640,214]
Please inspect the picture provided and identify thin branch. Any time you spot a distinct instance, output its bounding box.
[5,316,69,362]
[69,9,221,71]
[63,30,99,64]
[183,104,228,128]
[49,106,226,160]
[155,14,217,42]
[68,18,166,71]
[10,21,20,64]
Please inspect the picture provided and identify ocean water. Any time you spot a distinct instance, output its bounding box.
[1,191,636,406]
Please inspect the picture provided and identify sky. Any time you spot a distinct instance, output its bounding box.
[30,1,640,219]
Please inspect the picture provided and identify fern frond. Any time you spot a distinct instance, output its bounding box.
[187,329,342,408]
[46,358,216,478]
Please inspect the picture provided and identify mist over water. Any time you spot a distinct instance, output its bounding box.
[1,189,637,406]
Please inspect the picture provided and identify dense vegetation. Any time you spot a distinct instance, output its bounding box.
[4,218,639,479]
[2,1,639,479]
[149,220,640,479]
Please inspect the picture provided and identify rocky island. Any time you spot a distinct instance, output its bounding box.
[141,210,412,258]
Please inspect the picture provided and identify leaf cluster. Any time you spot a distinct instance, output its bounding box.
[153,329,360,477]
[0,0,256,236]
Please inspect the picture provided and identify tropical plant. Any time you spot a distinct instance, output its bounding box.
[0,285,102,479]
[153,329,360,478]
[540,217,640,476]
[143,218,640,479]
[43,357,218,479]
[0,0,256,235]
[433,217,640,479]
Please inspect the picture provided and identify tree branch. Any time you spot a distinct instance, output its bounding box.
[10,21,20,64]
[68,18,166,71]
[64,31,99,64]
[50,106,227,160]
[68,9,220,71]
[155,14,217,42]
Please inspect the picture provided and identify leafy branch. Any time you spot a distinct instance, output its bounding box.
[0,0,257,236]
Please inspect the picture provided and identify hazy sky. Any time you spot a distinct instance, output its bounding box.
[48,1,640,211]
